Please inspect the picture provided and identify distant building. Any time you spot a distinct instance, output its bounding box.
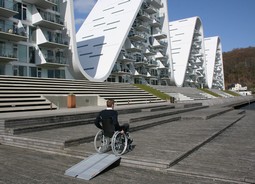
[169,17,207,88]
[230,83,252,96]
[204,36,225,90]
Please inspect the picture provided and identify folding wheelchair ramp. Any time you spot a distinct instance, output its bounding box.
[65,153,121,180]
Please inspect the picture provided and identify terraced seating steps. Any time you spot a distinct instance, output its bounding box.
[0,75,165,112]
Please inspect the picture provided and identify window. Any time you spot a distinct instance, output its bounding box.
[29,26,36,42]
[13,3,27,20]
[47,69,65,78]
[38,68,41,77]
[22,4,27,20]
[13,65,27,76]
[29,47,35,63]
[29,67,37,77]
[0,64,5,75]
[13,3,21,19]
[0,41,4,56]
[18,44,27,63]
[48,69,54,78]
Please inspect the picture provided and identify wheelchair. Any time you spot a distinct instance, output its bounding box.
[94,118,131,156]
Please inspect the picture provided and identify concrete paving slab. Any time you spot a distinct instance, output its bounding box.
[168,110,255,183]
[0,144,245,184]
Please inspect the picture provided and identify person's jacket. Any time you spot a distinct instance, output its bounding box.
[94,109,121,131]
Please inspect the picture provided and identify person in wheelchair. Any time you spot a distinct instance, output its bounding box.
[94,99,132,145]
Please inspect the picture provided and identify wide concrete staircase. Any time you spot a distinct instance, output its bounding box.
[0,75,165,113]
[0,103,206,155]
[150,85,214,101]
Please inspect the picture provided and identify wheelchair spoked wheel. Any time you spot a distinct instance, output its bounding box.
[111,132,128,156]
[94,130,110,153]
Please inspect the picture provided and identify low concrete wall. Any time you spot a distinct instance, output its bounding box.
[44,95,106,108]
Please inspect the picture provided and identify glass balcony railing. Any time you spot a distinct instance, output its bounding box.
[128,30,147,41]
[138,10,152,21]
[44,33,68,45]
[0,0,17,11]
[39,10,64,25]
[0,47,17,58]
[0,21,27,41]
[47,0,58,4]
[45,56,67,65]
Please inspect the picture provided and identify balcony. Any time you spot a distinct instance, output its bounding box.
[0,0,18,17]
[0,22,27,42]
[147,60,159,68]
[147,0,163,9]
[0,48,17,62]
[146,72,158,79]
[133,20,150,32]
[151,39,165,49]
[128,30,147,42]
[134,59,147,66]
[38,33,69,49]
[22,0,57,9]
[37,56,68,68]
[118,53,135,63]
[150,18,161,27]
[144,47,156,56]
[112,68,131,76]
[155,52,167,60]
[143,4,158,14]
[137,10,152,21]
[153,32,167,40]
[33,10,64,30]
[134,70,147,77]
[126,43,144,52]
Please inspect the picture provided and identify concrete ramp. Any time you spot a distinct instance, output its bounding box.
[65,153,120,180]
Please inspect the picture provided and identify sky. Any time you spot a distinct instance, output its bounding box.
[73,0,255,52]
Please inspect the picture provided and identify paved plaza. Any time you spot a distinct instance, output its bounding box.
[0,100,255,184]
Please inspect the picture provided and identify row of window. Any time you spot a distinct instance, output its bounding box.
[0,64,65,78]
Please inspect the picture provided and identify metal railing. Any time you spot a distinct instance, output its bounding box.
[0,21,27,36]
[0,0,17,11]
[0,47,17,58]
[39,10,64,25]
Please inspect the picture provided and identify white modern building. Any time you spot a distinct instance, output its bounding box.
[204,36,225,90]
[0,0,225,90]
[0,0,76,79]
[75,0,172,85]
[169,17,207,88]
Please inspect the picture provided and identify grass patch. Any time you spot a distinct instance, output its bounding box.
[133,84,172,101]
[223,90,240,96]
[198,88,222,97]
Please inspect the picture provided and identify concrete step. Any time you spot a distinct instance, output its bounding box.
[0,105,57,113]
[5,118,95,135]
[0,135,64,152]
[0,113,181,152]
[0,101,52,107]
[121,105,208,123]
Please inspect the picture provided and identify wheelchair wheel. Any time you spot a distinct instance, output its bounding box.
[94,130,110,153]
[111,132,128,155]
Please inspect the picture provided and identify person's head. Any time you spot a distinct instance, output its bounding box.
[106,99,115,108]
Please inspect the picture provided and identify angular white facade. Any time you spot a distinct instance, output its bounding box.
[76,0,172,85]
[169,17,207,88]
[0,0,76,79]
[204,36,225,90]
[0,0,225,90]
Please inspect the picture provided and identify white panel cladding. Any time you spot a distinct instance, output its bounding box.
[169,17,206,88]
[76,0,144,82]
[204,36,225,90]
